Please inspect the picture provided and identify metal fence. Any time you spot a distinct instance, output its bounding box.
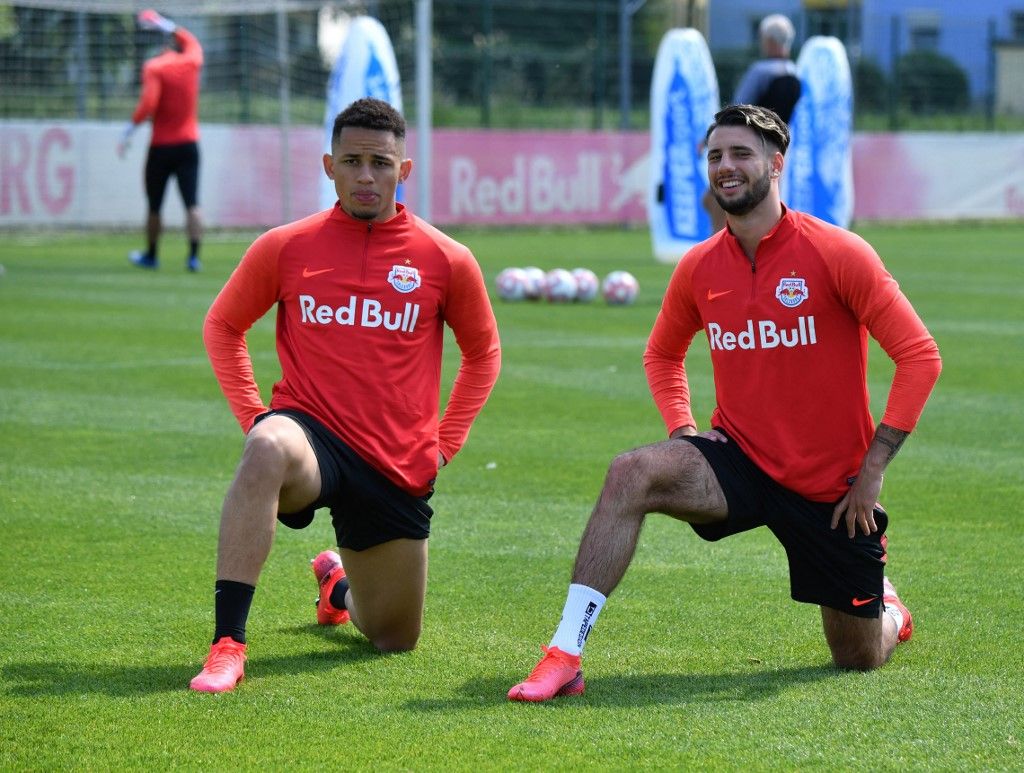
[0,0,1016,131]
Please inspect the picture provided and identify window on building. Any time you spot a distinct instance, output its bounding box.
[910,24,939,51]
[906,10,940,52]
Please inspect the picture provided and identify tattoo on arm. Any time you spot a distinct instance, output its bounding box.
[873,423,909,465]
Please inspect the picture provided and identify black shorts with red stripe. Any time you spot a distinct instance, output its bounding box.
[681,429,888,618]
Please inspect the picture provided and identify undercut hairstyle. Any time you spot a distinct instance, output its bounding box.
[705,104,791,156]
[331,98,406,147]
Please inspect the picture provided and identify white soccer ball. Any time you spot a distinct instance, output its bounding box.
[571,268,599,302]
[521,266,546,301]
[543,268,578,303]
[602,270,639,305]
[495,267,529,301]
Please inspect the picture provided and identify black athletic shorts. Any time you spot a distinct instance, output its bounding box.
[254,409,433,551]
[680,430,888,618]
[145,142,199,212]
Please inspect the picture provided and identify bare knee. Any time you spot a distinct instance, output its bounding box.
[830,642,887,671]
[368,625,420,653]
[822,607,891,671]
[604,449,655,500]
[238,425,293,477]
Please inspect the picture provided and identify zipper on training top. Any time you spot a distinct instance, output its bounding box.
[361,222,373,284]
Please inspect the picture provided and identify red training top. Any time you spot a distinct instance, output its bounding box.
[204,203,502,496]
[131,27,203,146]
[644,207,941,502]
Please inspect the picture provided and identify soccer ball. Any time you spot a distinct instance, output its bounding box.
[602,270,639,305]
[495,267,529,301]
[571,268,599,302]
[521,266,546,300]
[543,268,578,303]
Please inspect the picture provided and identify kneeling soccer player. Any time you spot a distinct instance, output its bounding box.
[190,98,500,692]
[508,104,940,702]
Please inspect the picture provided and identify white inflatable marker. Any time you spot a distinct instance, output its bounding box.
[320,15,404,212]
[783,36,854,228]
[647,28,720,264]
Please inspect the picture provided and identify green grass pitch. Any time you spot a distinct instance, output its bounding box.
[1,222,1021,770]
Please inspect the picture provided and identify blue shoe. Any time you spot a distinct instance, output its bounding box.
[187,255,201,273]
[129,251,157,269]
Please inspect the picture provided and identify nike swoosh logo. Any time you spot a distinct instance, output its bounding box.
[302,267,334,278]
[851,596,878,607]
[707,289,733,301]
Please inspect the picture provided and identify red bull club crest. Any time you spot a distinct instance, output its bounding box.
[388,264,421,293]
[775,277,808,308]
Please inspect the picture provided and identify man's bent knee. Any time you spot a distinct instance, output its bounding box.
[604,448,656,495]
[367,624,421,653]
[241,418,307,467]
[830,644,887,671]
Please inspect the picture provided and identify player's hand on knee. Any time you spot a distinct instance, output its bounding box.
[831,487,880,538]
[699,429,729,443]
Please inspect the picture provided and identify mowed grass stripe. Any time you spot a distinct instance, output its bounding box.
[1,224,1022,770]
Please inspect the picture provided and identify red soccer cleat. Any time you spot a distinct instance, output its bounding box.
[311,550,350,626]
[508,645,585,702]
[883,576,913,643]
[189,637,247,693]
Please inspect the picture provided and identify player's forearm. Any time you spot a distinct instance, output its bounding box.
[436,345,501,461]
[880,352,941,432]
[202,315,267,432]
[859,423,910,478]
[643,353,694,436]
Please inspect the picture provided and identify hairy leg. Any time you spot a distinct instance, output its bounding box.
[340,538,428,652]
[820,606,899,670]
[216,415,320,585]
[571,438,727,596]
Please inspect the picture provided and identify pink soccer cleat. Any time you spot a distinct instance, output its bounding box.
[189,637,247,693]
[508,645,585,702]
[883,576,913,643]
[311,550,350,626]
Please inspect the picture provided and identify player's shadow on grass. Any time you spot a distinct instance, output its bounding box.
[1,628,379,698]
[405,664,835,710]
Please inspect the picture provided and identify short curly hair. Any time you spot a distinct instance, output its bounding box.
[331,98,406,147]
[705,104,790,156]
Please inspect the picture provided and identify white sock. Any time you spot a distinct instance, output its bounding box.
[884,603,904,633]
[548,584,607,656]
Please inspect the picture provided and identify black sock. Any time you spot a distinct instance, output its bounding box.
[213,579,255,644]
[189,240,199,259]
[329,577,350,610]
[147,242,157,260]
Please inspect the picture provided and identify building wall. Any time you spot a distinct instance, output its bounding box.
[707,0,1021,103]
[995,42,1024,113]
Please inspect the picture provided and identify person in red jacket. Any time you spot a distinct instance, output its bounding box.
[118,9,203,272]
[190,98,501,692]
[509,104,941,702]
